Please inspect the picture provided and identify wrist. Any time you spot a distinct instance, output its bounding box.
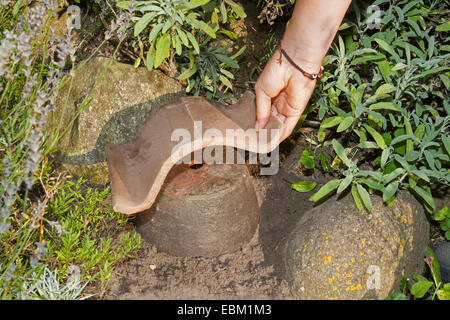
[279,39,325,74]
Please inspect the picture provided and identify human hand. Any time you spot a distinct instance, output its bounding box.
[254,50,321,141]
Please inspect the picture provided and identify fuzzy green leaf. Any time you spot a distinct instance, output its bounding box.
[134,12,157,37]
[220,1,227,23]
[357,184,372,211]
[320,116,343,129]
[186,32,199,54]
[191,19,216,38]
[351,184,364,211]
[436,21,450,32]
[154,34,171,68]
[176,28,189,46]
[146,44,155,70]
[116,1,131,9]
[309,179,340,202]
[215,54,239,69]
[374,38,401,62]
[336,116,354,132]
[411,280,433,298]
[178,64,198,80]
[363,124,386,150]
[383,181,399,202]
[411,185,435,211]
[225,0,246,17]
[381,148,390,168]
[219,74,233,89]
[149,23,164,43]
[291,181,317,193]
[369,102,402,112]
[375,84,396,97]
[337,175,353,194]
[332,139,352,168]
[442,135,450,156]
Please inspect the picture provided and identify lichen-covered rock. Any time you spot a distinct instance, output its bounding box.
[51,57,183,184]
[285,190,430,300]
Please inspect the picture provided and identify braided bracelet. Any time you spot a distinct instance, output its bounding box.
[277,41,324,80]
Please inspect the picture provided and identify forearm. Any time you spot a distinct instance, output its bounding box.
[282,0,352,70]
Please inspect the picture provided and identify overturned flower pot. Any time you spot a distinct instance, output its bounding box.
[135,162,260,257]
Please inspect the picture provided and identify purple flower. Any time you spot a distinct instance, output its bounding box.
[0,221,10,236]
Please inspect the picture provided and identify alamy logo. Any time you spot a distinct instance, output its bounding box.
[366,265,381,290]
[67,5,81,31]
[367,5,382,30]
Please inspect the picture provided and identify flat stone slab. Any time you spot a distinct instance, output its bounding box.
[105,91,285,214]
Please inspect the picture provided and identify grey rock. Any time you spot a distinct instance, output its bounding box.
[51,57,183,184]
[285,190,430,300]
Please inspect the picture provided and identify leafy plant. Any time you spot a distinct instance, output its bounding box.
[18,266,92,300]
[297,149,315,171]
[46,178,142,285]
[177,38,245,98]
[292,0,450,213]
[117,0,246,98]
[433,206,450,240]
[117,0,218,70]
[0,0,139,299]
[386,247,450,300]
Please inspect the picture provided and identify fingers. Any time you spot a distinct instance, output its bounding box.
[272,92,307,141]
[254,83,272,130]
[282,115,301,141]
[273,92,303,118]
[254,56,285,129]
[271,105,286,122]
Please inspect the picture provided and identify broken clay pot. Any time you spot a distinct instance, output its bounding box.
[105,91,285,214]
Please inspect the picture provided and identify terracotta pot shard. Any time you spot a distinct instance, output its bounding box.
[105,91,285,214]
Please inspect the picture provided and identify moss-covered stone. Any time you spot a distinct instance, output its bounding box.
[51,57,183,184]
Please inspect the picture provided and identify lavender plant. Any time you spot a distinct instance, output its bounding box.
[0,0,78,297]
[0,0,140,299]
[18,266,93,300]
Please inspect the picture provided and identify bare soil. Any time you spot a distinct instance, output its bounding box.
[101,173,291,300]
